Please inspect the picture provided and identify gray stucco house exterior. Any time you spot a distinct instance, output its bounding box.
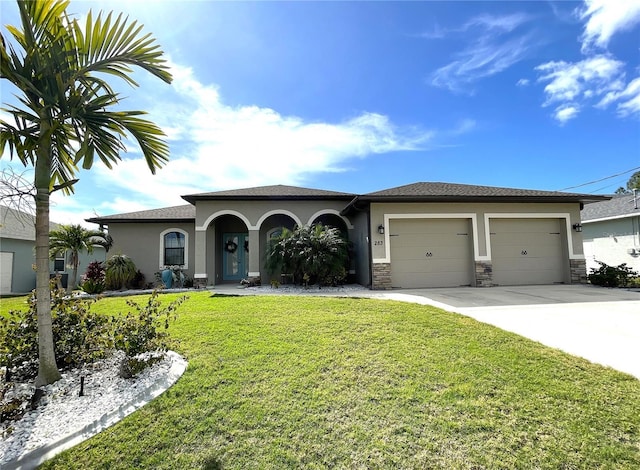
[86,182,607,290]
[581,191,640,275]
[0,205,106,294]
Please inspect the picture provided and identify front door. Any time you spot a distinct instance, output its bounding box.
[223,233,248,281]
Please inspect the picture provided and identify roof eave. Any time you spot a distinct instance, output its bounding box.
[85,217,194,224]
[182,194,354,204]
[362,195,610,204]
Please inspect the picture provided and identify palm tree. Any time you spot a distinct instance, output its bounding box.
[49,224,110,292]
[0,0,172,385]
[265,224,348,286]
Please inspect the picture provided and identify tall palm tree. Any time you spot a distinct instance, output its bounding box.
[0,0,172,385]
[49,224,110,293]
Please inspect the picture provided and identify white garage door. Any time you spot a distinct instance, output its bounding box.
[0,252,13,295]
[390,218,473,288]
[490,218,566,286]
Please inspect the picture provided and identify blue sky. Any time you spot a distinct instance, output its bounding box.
[1,0,639,226]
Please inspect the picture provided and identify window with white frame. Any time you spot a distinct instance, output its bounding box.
[163,231,186,266]
[53,252,66,272]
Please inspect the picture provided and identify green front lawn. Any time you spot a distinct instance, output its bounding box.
[4,291,639,468]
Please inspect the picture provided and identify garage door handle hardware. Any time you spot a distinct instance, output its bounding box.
[425,252,433,257]
[521,250,528,255]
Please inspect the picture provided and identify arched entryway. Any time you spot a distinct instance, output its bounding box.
[207,214,251,285]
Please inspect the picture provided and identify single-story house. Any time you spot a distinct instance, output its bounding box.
[581,191,640,274]
[0,205,106,295]
[86,182,608,290]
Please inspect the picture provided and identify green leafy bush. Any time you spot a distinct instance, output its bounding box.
[588,261,639,287]
[113,291,186,377]
[0,285,186,382]
[105,254,137,290]
[265,224,349,286]
[0,285,112,381]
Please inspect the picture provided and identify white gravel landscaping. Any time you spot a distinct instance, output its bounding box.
[0,350,187,470]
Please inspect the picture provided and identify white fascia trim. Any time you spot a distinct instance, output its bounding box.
[372,213,479,264]
[483,213,583,260]
[306,209,354,229]
[583,213,640,224]
[159,228,189,269]
[197,210,255,231]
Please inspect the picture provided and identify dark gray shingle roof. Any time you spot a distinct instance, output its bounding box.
[0,205,60,241]
[581,193,640,222]
[363,182,608,201]
[86,204,195,224]
[182,185,355,203]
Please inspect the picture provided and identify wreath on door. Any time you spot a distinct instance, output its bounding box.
[225,240,238,253]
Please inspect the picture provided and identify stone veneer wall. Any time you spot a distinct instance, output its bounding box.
[193,277,208,288]
[570,259,587,284]
[372,263,392,290]
[474,261,494,287]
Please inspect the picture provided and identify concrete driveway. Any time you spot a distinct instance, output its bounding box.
[374,285,640,380]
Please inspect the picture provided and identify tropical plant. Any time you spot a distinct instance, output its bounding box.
[0,0,172,385]
[265,224,349,286]
[80,260,106,294]
[105,254,137,290]
[49,224,110,292]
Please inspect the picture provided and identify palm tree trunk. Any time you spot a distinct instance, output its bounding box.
[34,127,61,386]
[69,251,79,293]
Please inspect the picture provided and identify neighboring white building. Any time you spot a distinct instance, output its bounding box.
[581,192,640,275]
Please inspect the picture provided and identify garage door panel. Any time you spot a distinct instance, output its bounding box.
[390,219,472,288]
[491,219,565,286]
[392,271,470,288]
[397,258,471,272]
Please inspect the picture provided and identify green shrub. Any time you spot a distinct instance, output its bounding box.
[0,286,186,382]
[105,254,137,290]
[588,261,639,287]
[113,290,186,377]
[0,285,112,381]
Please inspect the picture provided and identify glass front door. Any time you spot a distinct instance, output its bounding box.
[223,233,248,281]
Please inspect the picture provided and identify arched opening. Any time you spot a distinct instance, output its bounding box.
[209,214,250,284]
[259,213,298,285]
[310,213,349,237]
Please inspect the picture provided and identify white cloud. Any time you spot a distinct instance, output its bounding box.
[535,55,628,121]
[553,104,580,124]
[516,78,530,87]
[597,77,640,116]
[429,13,534,93]
[578,0,640,52]
[80,62,434,215]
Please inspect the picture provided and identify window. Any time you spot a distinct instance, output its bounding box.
[164,231,185,266]
[53,252,65,272]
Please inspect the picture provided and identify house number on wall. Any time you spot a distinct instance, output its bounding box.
[521,250,528,255]
[374,241,384,246]
[425,252,433,257]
